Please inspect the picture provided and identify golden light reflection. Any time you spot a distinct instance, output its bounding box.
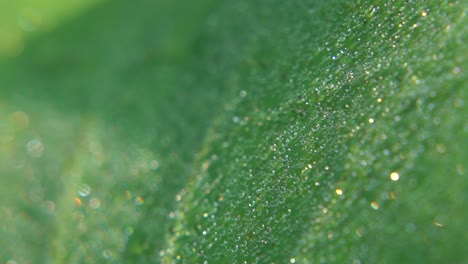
[390,172,400,181]
[370,201,380,210]
[135,196,144,206]
[202,160,210,171]
[74,197,82,207]
[335,188,343,195]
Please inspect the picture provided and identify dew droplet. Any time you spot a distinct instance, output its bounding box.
[26,138,44,158]
[390,172,399,181]
[90,197,101,209]
[43,200,56,214]
[103,249,114,259]
[78,184,91,197]
[312,123,320,132]
[150,160,160,170]
[231,245,239,253]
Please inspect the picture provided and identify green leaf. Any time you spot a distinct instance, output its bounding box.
[0,0,466,263]
[163,1,467,263]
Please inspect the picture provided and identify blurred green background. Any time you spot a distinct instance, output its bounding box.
[0,0,104,57]
[0,0,230,262]
[0,0,466,263]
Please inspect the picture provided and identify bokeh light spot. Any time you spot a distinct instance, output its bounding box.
[26,139,44,158]
[390,172,400,181]
[370,201,380,210]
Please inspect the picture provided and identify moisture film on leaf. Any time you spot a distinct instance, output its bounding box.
[0,0,466,263]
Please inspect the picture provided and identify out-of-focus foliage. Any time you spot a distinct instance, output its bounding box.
[0,0,104,57]
[0,0,466,263]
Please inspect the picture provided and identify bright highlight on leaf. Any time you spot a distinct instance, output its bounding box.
[335,188,343,195]
[390,172,400,181]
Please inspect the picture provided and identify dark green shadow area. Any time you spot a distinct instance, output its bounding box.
[0,0,252,262]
